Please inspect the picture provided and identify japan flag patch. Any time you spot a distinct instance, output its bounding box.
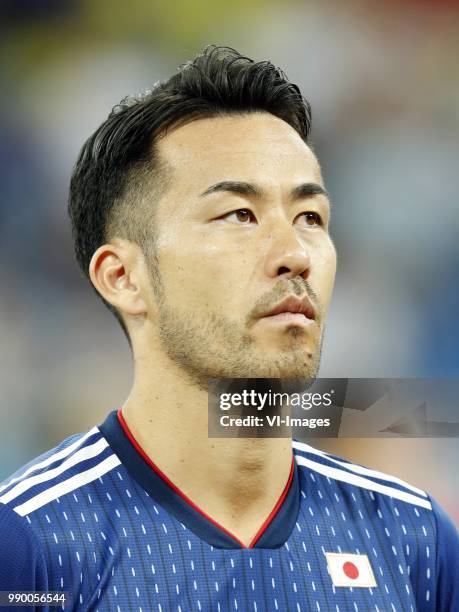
[325,552,377,588]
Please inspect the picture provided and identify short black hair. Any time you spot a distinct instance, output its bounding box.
[68,44,312,348]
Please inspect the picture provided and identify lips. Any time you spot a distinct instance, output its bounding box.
[260,295,316,320]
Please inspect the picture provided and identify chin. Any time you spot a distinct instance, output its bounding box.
[250,360,319,380]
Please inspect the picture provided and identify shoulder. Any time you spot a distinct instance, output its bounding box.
[0,424,121,591]
[0,422,126,601]
[292,438,430,508]
[0,424,119,518]
[292,438,459,610]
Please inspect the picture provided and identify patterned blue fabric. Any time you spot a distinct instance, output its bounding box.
[0,410,457,612]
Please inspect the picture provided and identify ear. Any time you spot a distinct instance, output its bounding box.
[88,240,148,317]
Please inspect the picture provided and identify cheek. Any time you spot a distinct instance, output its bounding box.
[159,221,246,286]
[311,241,337,303]
[156,240,232,312]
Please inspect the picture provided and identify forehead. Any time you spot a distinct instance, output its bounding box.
[156,113,323,195]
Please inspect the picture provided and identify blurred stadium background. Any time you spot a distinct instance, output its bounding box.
[0,1,458,524]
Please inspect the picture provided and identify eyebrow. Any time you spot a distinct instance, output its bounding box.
[199,180,329,201]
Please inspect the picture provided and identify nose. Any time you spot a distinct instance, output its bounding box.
[263,221,311,281]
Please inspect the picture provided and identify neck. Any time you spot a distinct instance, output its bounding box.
[121,348,293,547]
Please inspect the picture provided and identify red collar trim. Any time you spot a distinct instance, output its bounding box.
[117,408,295,549]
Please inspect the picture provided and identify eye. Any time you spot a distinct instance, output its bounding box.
[222,209,256,224]
[297,211,323,227]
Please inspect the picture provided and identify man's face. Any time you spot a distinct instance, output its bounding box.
[142,112,336,386]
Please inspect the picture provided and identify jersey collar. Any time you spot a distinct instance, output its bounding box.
[99,409,300,550]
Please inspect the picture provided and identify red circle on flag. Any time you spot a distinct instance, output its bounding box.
[343,561,359,579]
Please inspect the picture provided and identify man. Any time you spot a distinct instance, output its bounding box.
[0,45,457,612]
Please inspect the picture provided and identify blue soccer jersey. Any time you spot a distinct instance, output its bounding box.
[0,409,458,612]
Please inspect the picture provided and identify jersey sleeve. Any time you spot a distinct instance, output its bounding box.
[0,503,50,612]
[430,495,459,612]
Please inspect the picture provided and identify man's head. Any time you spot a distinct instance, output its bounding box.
[68,45,336,386]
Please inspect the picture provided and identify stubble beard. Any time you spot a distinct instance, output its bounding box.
[148,263,323,394]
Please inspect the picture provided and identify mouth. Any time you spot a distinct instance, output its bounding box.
[258,295,316,325]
